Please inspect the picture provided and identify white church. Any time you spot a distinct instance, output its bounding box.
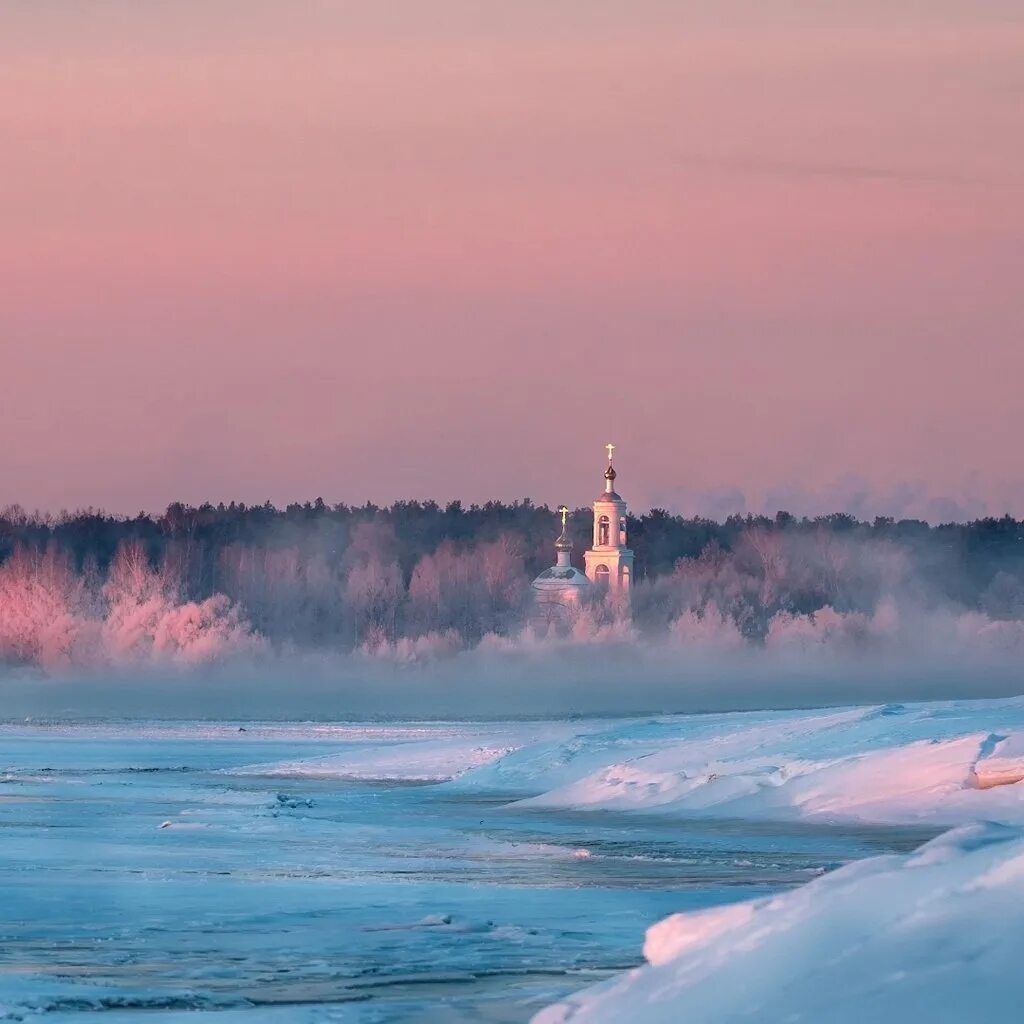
[531,445,634,624]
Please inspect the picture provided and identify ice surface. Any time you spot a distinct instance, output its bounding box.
[5,716,889,1022]
[2,700,1022,1022]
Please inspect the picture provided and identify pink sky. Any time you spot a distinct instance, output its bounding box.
[2,2,1022,519]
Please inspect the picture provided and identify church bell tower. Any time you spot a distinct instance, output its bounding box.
[584,444,634,592]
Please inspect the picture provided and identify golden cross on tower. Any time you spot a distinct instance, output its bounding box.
[605,442,615,464]
[558,505,569,527]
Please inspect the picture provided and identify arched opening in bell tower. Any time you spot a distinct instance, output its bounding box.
[598,515,610,546]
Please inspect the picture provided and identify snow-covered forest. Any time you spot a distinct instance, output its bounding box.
[2,501,1024,670]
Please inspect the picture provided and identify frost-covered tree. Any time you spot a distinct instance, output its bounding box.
[101,540,259,665]
[0,544,100,669]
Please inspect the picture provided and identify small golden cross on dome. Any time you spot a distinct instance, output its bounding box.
[558,505,569,527]
[605,443,615,464]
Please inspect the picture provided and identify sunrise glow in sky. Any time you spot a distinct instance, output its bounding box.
[2,2,1022,519]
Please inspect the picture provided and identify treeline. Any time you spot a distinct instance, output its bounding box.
[1,500,1023,668]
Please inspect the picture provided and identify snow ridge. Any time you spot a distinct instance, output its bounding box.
[536,823,1024,1024]
[518,698,1024,1023]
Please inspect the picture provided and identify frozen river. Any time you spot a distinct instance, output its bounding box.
[0,720,934,1023]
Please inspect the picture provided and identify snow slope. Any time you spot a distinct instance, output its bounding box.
[536,822,1024,1024]
[453,699,1024,826]
[519,698,1024,1023]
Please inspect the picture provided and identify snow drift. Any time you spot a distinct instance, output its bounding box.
[535,822,1024,1024]
[516,699,1024,1022]
[448,699,1024,827]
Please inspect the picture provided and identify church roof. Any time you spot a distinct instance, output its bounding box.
[531,565,590,592]
[595,490,622,502]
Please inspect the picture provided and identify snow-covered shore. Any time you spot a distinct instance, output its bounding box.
[535,821,1024,1023]
[509,698,1024,1023]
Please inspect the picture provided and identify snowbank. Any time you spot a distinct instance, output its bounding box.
[535,822,1024,1024]
[520,699,1024,1023]
[456,699,1024,827]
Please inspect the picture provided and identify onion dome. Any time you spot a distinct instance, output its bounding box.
[531,504,591,597]
[555,520,573,552]
[597,445,622,500]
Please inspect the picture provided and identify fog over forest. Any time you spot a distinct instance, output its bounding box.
[1,500,1023,715]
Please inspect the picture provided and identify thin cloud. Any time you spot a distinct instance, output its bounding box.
[671,150,990,187]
